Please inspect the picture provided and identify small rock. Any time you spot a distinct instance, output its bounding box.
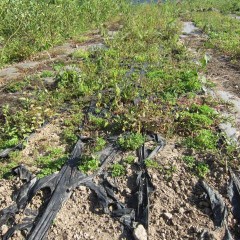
[133,224,147,240]
[163,212,173,220]
[79,185,87,191]
[1,225,8,235]
[179,207,185,214]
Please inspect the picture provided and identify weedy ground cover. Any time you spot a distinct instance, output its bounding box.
[0,0,128,67]
[0,1,239,179]
[181,0,240,14]
[180,0,240,58]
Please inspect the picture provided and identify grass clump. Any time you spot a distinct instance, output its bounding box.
[118,133,145,151]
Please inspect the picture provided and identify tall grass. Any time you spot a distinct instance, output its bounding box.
[0,0,129,67]
[182,0,240,14]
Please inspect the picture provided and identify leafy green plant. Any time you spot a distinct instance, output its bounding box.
[72,49,89,59]
[5,81,28,93]
[36,147,67,178]
[94,137,106,152]
[182,156,195,169]
[111,163,125,177]
[89,114,109,129]
[177,111,213,133]
[196,162,210,178]
[0,161,18,179]
[184,129,218,150]
[78,155,100,173]
[124,155,136,164]
[145,159,160,169]
[118,133,145,151]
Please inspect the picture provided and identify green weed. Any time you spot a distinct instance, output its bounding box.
[71,49,89,59]
[118,133,145,151]
[111,163,125,177]
[184,129,218,150]
[36,147,67,178]
[41,70,54,78]
[182,156,195,169]
[124,155,136,164]
[78,155,100,173]
[196,162,210,178]
[94,137,106,152]
[145,159,160,169]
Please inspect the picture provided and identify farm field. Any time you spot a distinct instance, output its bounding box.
[0,0,240,239]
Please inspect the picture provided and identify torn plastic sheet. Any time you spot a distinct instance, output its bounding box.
[228,169,240,223]
[200,180,227,228]
[0,140,117,240]
[89,133,165,234]
[0,143,23,158]
[0,133,165,239]
[199,180,235,240]
[224,227,234,240]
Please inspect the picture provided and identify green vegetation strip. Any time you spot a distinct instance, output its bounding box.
[180,0,240,58]
[0,0,128,67]
[0,1,239,179]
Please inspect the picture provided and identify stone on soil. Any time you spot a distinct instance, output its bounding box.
[133,224,147,240]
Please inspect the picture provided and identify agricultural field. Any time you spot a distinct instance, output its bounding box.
[0,0,239,239]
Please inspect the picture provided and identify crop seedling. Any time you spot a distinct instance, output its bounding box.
[111,163,125,177]
[78,155,100,173]
[196,162,210,178]
[94,137,107,152]
[184,129,218,150]
[124,155,136,164]
[145,159,161,169]
[118,133,145,151]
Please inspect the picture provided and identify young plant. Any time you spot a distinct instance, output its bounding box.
[111,163,125,177]
[196,162,210,178]
[94,137,107,152]
[78,155,100,173]
[118,133,145,151]
[124,155,136,164]
[184,130,218,150]
[36,147,67,178]
[145,159,160,169]
[182,156,195,169]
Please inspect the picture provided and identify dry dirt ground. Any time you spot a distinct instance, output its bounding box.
[0,24,240,240]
